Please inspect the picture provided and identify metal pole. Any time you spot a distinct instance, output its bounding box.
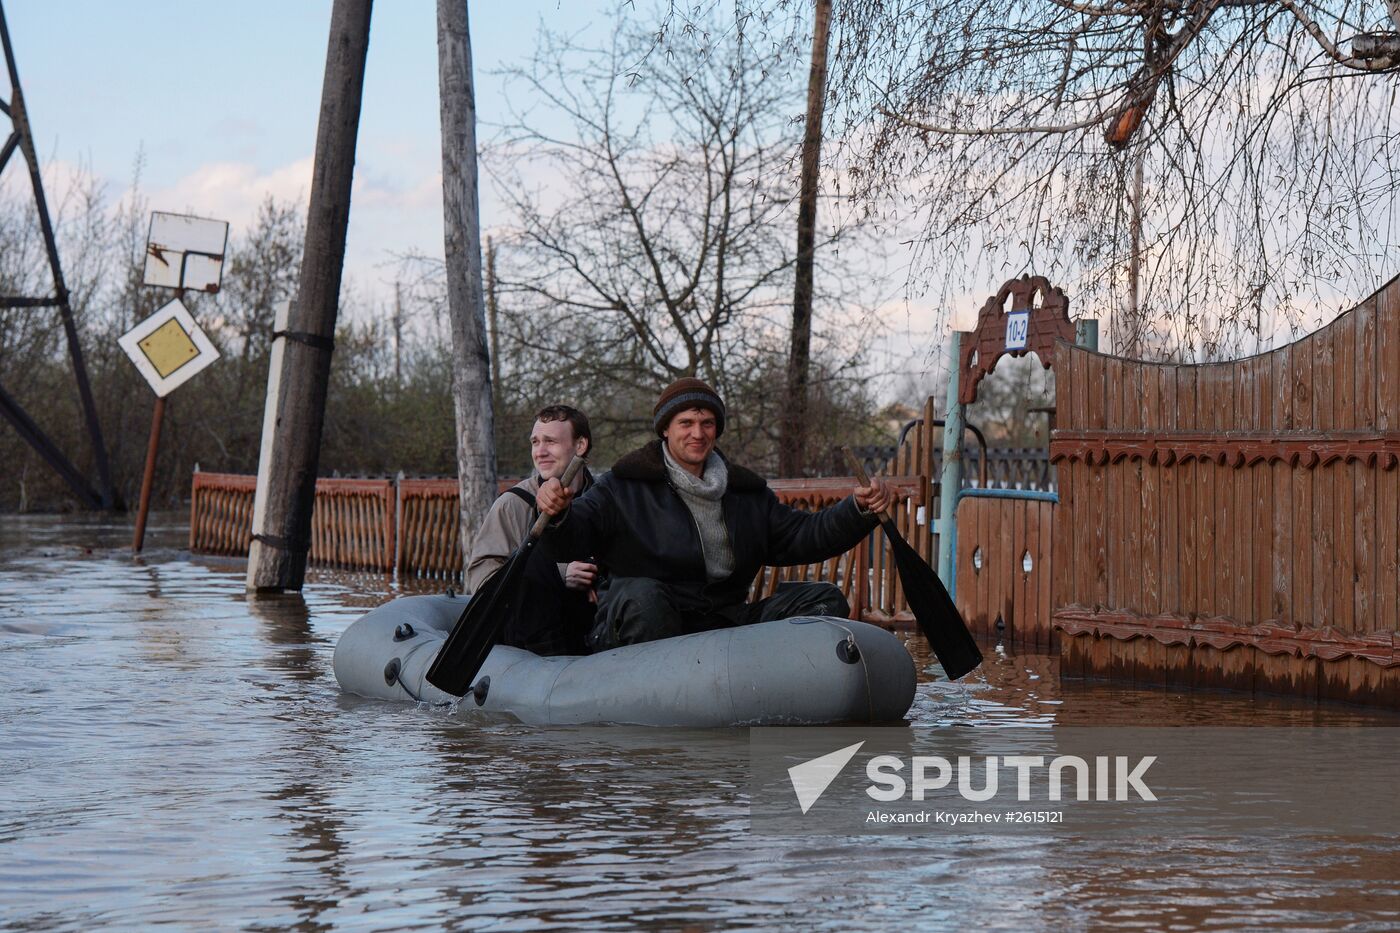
[0,380,103,507]
[936,331,965,589]
[0,1,114,508]
[131,394,166,553]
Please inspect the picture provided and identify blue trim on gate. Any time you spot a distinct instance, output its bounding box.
[946,487,1059,603]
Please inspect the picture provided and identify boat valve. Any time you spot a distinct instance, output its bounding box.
[384,657,402,686]
[837,636,861,664]
[469,676,490,706]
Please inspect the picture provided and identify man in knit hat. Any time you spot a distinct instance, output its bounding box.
[536,377,891,651]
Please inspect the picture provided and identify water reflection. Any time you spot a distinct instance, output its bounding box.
[246,592,324,682]
[1,512,1397,930]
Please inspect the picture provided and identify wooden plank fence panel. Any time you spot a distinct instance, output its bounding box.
[1250,355,1271,625]
[1176,367,1198,615]
[1196,367,1217,620]
[1140,364,1160,617]
[1291,339,1315,631]
[1335,317,1357,635]
[1240,355,1257,619]
[1215,364,1235,623]
[1314,327,1339,629]
[1118,359,1135,613]
[1157,363,1177,616]
[1271,348,1293,623]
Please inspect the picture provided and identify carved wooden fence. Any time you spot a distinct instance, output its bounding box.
[1050,274,1400,707]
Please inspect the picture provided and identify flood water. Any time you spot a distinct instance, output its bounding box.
[2,513,1397,931]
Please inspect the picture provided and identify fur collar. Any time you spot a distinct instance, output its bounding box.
[612,439,766,492]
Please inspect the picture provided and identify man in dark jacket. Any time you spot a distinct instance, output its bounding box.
[536,378,892,651]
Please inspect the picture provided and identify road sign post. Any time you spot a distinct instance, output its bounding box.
[121,212,228,553]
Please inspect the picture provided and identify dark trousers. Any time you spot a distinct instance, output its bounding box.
[587,577,850,652]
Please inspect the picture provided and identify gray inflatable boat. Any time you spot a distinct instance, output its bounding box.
[333,594,916,726]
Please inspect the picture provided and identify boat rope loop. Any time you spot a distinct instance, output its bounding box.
[383,647,488,709]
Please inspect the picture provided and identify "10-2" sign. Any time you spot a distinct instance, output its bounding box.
[1004,310,1030,351]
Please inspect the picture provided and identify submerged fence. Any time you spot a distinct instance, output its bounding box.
[189,470,931,624]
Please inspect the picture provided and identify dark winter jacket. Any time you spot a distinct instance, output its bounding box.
[542,440,878,614]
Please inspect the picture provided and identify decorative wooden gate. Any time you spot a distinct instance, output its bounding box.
[947,275,1077,649]
[1050,274,1400,708]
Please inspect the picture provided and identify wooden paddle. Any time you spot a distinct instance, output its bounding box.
[842,446,983,680]
[426,455,587,697]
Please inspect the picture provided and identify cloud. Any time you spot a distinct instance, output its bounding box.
[147,158,315,229]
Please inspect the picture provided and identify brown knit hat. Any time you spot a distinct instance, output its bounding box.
[653,377,726,436]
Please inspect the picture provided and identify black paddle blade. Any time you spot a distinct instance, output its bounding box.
[425,542,534,696]
[881,517,983,680]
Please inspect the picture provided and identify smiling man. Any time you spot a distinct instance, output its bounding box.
[536,377,892,651]
[466,405,598,655]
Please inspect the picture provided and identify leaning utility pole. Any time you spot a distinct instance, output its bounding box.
[437,0,496,575]
[247,0,372,592]
[780,0,833,477]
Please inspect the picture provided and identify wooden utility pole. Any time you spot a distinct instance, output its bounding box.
[247,0,372,592]
[437,0,497,573]
[780,0,833,477]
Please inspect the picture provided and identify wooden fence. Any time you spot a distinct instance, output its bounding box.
[1049,273,1400,707]
[190,466,933,624]
[190,472,401,572]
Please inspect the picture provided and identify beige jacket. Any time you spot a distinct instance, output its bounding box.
[465,469,593,593]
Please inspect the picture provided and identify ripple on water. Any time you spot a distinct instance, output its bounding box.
[1,513,1398,930]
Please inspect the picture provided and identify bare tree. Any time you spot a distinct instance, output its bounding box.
[489,22,800,380]
[483,16,881,467]
[808,1,1400,359]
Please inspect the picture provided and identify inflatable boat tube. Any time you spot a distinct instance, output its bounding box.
[333,594,916,726]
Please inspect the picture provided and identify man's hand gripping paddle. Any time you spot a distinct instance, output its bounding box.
[842,446,982,680]
[426,455,586,698]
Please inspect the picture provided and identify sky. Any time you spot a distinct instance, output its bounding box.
[3,1,618,306]
[1,1,958,400]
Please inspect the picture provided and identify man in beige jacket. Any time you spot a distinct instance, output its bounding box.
[466,405,598,655]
